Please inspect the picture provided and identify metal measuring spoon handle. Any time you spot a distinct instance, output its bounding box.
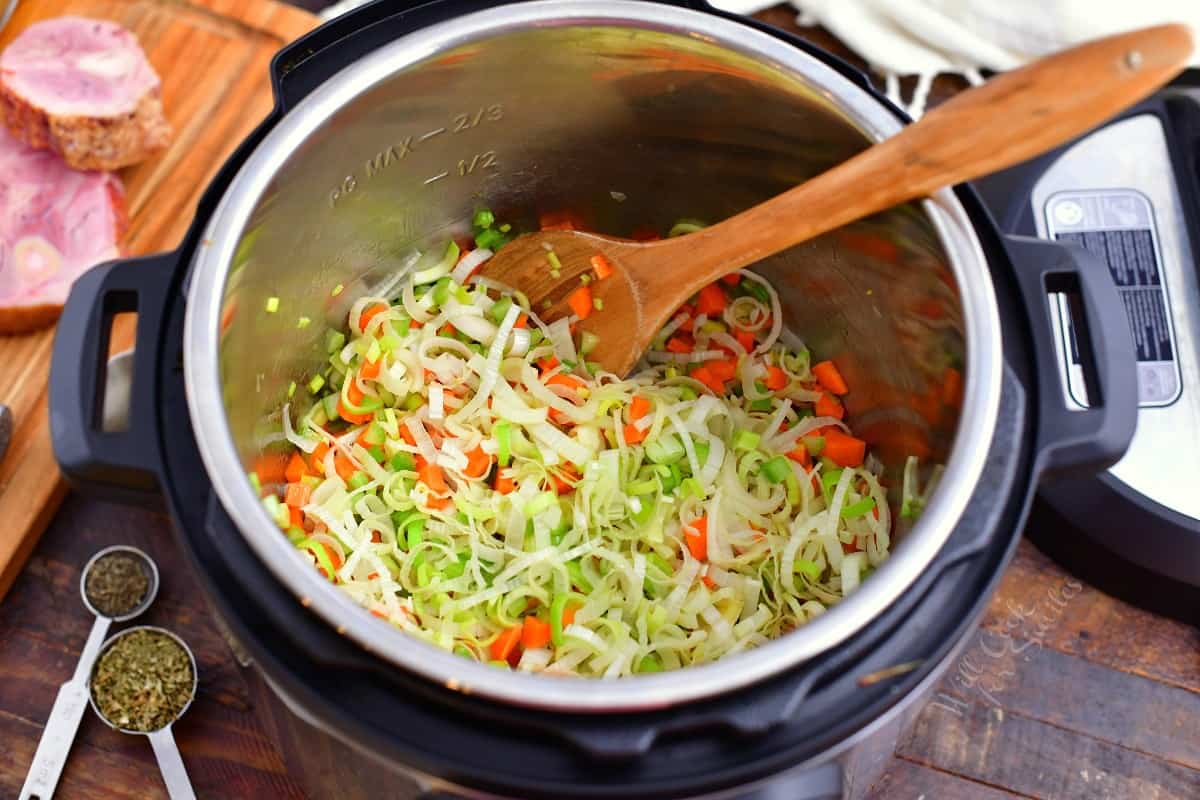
[19,616,113,800]
[20,546,159,800]
[147,726,197,800]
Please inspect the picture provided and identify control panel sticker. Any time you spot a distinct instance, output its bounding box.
[1046,191,1181,407]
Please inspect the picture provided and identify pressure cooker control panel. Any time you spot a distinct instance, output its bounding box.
[1044,189,1181,408]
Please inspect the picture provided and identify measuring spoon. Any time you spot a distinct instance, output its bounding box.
[19,545,159,800]
[89,625,198,800]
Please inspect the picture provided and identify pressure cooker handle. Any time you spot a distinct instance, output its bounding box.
[50,252,176,509]
[1003,235,1137,478]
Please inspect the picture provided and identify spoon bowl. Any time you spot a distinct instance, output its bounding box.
[89,625,198,800]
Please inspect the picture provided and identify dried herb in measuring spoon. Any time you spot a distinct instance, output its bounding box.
[84,551,150,617]
[91,628,194,733]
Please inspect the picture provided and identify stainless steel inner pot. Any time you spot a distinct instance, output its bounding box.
[183,0,1002,711]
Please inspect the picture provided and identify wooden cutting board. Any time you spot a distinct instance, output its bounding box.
[0,0,317,600]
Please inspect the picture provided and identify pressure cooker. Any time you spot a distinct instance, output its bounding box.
[49,0,1137,797]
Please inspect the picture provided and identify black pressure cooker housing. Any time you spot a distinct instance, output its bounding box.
[49,1,1136,797]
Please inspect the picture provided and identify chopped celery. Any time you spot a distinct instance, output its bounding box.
[322,392,339,419]
[326,330,345,354]
[646,435,684,465]
[488,296,513,324]
[841,497,876,519]
[759,456,791,484]
[579,331,599,356]
[567,560,593,593]
[475,227,508,250]
[495,421,512,466]
[473,208,495,229]
[348,471,370,490]
[635,653,664,673]
[821,469,844,504]
[733,430,761,451]
[432,277,453,306]
[795,559,822,581]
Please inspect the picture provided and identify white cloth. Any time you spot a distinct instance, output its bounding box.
[713,0,1200,116]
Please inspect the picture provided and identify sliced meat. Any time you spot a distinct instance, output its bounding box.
[0,16,170,171]
[0,126,126,334]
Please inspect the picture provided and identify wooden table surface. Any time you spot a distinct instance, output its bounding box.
[2,5,1198,799]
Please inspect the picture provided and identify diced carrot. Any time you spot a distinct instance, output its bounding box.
[666,334,694,354]
[701,573,718,590]
[815,393,845,420]
[346,380,364,407]
[538,356,560,373]
[708,359,738,382]
[358,303,387,334]
[464,446,492,479]
[812,361,849,395]
[822,429,866,467]
[285,452,309,484]
[836,230,899,263]
[339,396,373,425]
[842,538,861,554]
[418,460,448,493]
[371,531,382,543]
[285,482,312,508]
[545,372,587,392]
[253,454,287,486]
[916,297,945,320]
[399,425,417,447]
[942,366,964,409]
[590,254,615,280]
[734,330,755,352]
[360,359,381,380]
[764,366,788,391]
[623,423,647,445]
[289,507,304,529]
[494,471,516,494]
[440,323,456,337]
[567,286,593,320]
[539,210,584,231]
[334,453,357,482]
[514,313,529,329]
[562,605,578,626]
[551,465,580,495]
[684,516,708,561]
[721,273,741,286]
[522,616,552,650]
[370,608,388,619]
[690,366,726,394]
[695,283,729,317]
[426,495,452,511]
[490,625,523,661]
[311,442,330,474]
[629,396,652,421]
[786,446,811,466]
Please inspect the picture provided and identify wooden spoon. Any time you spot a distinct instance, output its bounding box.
[479,24,1194,375]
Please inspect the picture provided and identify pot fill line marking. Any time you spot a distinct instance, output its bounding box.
[420,128,446,141]
[424,171,449,185]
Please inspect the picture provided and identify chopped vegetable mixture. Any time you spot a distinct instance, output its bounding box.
[252,211,935,676]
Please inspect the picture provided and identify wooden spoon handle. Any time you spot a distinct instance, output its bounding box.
[640,24,1194,294]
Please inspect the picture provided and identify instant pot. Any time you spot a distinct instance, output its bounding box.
[49,1,1138,797]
